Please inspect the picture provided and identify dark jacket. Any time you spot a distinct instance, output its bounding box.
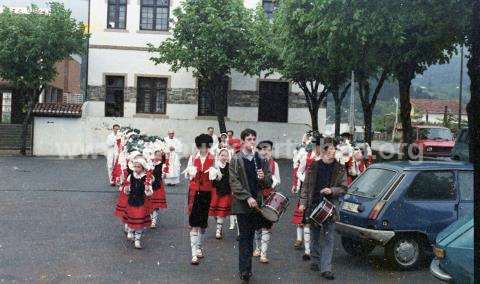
[229,150,273,214]
[300,159,348,221]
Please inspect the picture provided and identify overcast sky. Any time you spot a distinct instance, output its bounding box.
[0,0,88,22]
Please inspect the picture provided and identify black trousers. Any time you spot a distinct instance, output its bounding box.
[237,212,266,275]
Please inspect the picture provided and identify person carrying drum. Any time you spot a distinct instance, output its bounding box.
[229,129,273,283]
[253,140,281,264]
[298,138,348,280]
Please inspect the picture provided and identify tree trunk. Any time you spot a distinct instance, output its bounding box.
[211,77,227,134]
[309,105,319,132]
[467,0,479,276]
[20,89,39,156]
[363,107,373,146]
[334,94,342,138]
[397,65,416,160]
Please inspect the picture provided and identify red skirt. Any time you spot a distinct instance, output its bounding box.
[209,190,232,217]
[111,162,122,184]
[147,185,167,212]
[123,204,151,230]
[114,190,128,220]
[291,200,304,225]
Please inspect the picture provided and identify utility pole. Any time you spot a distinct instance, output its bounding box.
[458,45,464,130]
[349,71,355,138]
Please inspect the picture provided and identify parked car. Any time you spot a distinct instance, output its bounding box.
[430,214,474,283]
[451,128,469,161]
[411,125,455,157]
[335,161,473,270]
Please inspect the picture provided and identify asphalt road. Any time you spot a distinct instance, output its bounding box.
[0,156,438,284]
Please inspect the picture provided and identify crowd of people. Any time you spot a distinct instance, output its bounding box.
[105,124,372,282]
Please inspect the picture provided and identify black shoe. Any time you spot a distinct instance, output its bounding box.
[310,263,320,271]
[236,235,240,242]
[302,254,311,261]
[321,271,335,280]
[239,272,251,282]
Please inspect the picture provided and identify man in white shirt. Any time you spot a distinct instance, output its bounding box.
[207,126,219,151]
[164,129,183,186]
[106,124,120,185]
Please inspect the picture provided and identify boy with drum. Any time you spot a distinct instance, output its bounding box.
[229,129,273,282]
[298,138,348,280]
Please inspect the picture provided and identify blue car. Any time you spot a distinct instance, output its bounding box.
[430,215,474,283]
[335,161,473,270]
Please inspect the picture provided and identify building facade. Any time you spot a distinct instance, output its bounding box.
[33,0,326,158]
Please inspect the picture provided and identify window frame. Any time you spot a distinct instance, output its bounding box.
[405,170,457,201]
[106,0,127,29]
[105,75,125,117]
[197,77,229,117]
[139,0,170,31]
[136,77,168,115]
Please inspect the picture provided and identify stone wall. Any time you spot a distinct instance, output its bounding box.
[87,85,310,108]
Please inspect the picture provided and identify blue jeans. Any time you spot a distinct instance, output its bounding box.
[311,221,335,273]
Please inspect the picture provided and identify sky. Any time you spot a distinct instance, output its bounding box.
[0,0,88,22]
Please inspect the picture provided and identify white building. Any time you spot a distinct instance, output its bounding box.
[33,0,326,158]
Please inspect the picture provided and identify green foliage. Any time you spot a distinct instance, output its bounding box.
[148,0,256,80]
[0,2,87,91]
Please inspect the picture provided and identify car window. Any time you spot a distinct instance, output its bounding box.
[458,171,473,201]
[418,128,453,140]
[348,168,397,198]
[405,171,456,200]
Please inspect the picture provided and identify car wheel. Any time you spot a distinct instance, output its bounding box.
[385,236,423,270]
[341,236,376,257]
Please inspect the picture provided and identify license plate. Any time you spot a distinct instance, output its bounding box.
[342,201,359,213]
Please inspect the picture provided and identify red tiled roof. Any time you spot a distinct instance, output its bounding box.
[33,103,83,118]
[411,99,466,115]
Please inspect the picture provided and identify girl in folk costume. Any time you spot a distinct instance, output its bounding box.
[291,136,322,261]
[346,146,372,185]
[185,134,215,265]
[114,150,141,234]
[148,147,169,228]
[208,148,232,240]
[122,156,154,249]
[253,140,281,264]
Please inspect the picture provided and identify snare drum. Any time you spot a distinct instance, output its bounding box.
[308,198,335,226]
[260,192,289,222]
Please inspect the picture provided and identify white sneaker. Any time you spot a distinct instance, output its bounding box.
[229,223,235,230]
[127,232,134,241]
[150,220,157,229]
[215,229,222,239]
[260,254,269,263]
[197,249,204,258]
[191,256,199,265]
[134,240,142,249]
[253,249,261,257]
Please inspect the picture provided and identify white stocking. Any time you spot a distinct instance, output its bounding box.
[304,226,311,255]
[261,230,271,256]
[296,226,303,241]
[254,230,261,251]
[190,231,199,257]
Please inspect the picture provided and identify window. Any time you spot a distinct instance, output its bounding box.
[44,86,63,103]
[107,0,127,29]
[405,171,456,200]
[198,78,228,116]
[136,77,167,114]
[458,171,473,201]
[105,76,124,117]
[140,0,170,31]
[263,0,277,19]
[258,81,289,122]
[348,168,397,198]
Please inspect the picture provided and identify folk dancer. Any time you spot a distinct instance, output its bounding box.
[253,140,280,264]
[292,135,322,260]
[229,128,273,282]
[106,124,121,186]
[149,147,169,228]
[122,155,154,249]
[298,138,348,280]
[208,148,232,239]
[185,134,216,265]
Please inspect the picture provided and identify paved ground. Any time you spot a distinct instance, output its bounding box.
[0,156,437,284]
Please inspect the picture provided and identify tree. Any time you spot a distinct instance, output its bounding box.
[0,3,87,155]
[385,1,469,159]
[321,0,400,145]
[262,0,344,132]
[148,0,256,133]
[331,82,351,138]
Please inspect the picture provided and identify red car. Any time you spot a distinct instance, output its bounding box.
[412,125,454,157]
